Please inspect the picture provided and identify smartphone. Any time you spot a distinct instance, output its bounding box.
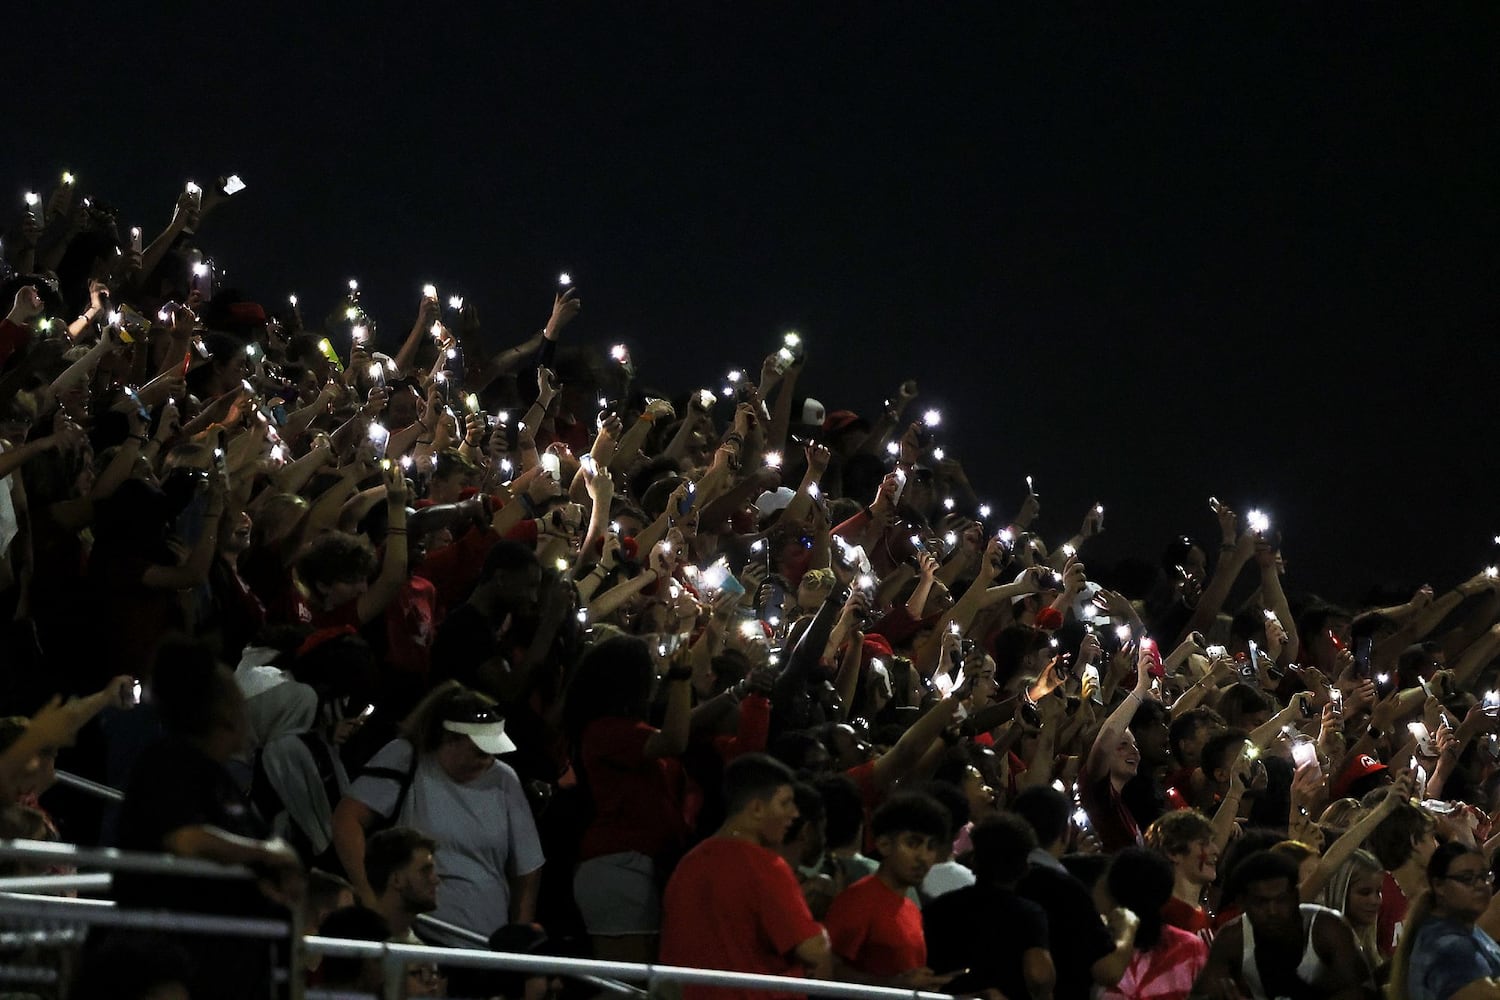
[1354,636,1373,678]
[580,454,598,476]
[540,452,562,482]
[1141,638,1164,679]
[129,226,143,253]
[1290,738,1319,772]
[122,386,151,423]
[677,482,695,516]
[131,679,142,705]
[220,174,247,196]
[212,446,228,478]
[359,703,376,720]
[1083,663,1103,704]
[1299,693,1317,718]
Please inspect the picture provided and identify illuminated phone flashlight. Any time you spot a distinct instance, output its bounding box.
[941,497,955,511]
[609,344,629,364]
[1376,672,1390,686]
[446,347,457,359]
[465,393,480,413]
[886,440,900,456]
[1494,535,1500,545]
[1486,690,1499,710]
[764,451,782,470]
[131,679,142,703]
[192,261,209,278]
[1247,509,1271,534]
[949,621,962,636]
[1243,744,1260,761]
[103,309,121,328]
[429,322,443,339]
[808,482,820,499]
[1095,504,1105,516]
[662,541,673,555]
[351,324,369,344]
[1071,806,1090,828]
[978,504,992,519]
[61,170,75,186]
[500,458,513,474]
[696,389,715,410]
[740,620,763,640]
[783,331,801,349]
[1487,566,1498,579]
[270,443,286,462]
[347,278,359,292]
[422,283,438,300]
[344,306,359,320]
[857,574,875,591]
[286,293,298,309]
[750,539,766,554]
[1026,475,1035,493]
[922,408,942,428]
[448,295,464,310]
[943,531,958,549]
[366,362,384,382]
[433,371,447,384]
[998,527,1015,546]
[558,271,572,286]
[1116,624,1133,642]
[1061,543,1077,557]
[184,181,202,197]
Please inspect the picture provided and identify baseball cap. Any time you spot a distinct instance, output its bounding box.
[1331,753,1388,799]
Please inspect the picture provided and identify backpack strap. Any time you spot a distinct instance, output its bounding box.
[358,746,420,829]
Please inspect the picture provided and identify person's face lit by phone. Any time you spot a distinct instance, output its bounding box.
[385,384,421,428]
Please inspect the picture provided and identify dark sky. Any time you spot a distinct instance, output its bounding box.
[10,4,1499,604]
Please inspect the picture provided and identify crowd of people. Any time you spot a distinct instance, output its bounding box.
[3,170,1500,1000]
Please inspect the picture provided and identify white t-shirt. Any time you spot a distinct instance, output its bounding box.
[350,739,544,943]
[920,858,977,905]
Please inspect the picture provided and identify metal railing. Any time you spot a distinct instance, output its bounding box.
[0,839,954,1000]
[0,838,302,1000]
[303,936,955,1000]
[52,768,125,803]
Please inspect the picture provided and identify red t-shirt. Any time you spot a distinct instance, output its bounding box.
[579,716,688,862]
[1377,871,1409,956]
[1161,896,1213,942]
[824,874,926,979]
[1080,772,1143,853]
[661,836,824,1000]
[414,524,500,613]
[381,575,440,675]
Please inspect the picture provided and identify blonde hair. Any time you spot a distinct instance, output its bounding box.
[1318,849,1382,968]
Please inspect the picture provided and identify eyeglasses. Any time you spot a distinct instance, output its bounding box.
[1442,872,1495,888]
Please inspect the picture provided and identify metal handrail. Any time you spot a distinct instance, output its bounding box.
[305,937,953,1000]
[0,873,111,894]
[52,769,125,803]
[0,838,254,879]
[412,914,646,997]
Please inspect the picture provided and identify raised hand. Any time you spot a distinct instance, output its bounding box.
[545,288,580,338]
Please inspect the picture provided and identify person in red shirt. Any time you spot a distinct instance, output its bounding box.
[1081,644,1154,852]
[660,754,830,1000]
[295,465,408,630]
[823,793,957,991]
[1144,809,1218,941]
[564,635,694,964]
[1368,797,1438,957]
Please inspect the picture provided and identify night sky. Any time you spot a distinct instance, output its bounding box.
[10,4,1499,604]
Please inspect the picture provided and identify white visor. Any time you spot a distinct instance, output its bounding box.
[443,719,517,755]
